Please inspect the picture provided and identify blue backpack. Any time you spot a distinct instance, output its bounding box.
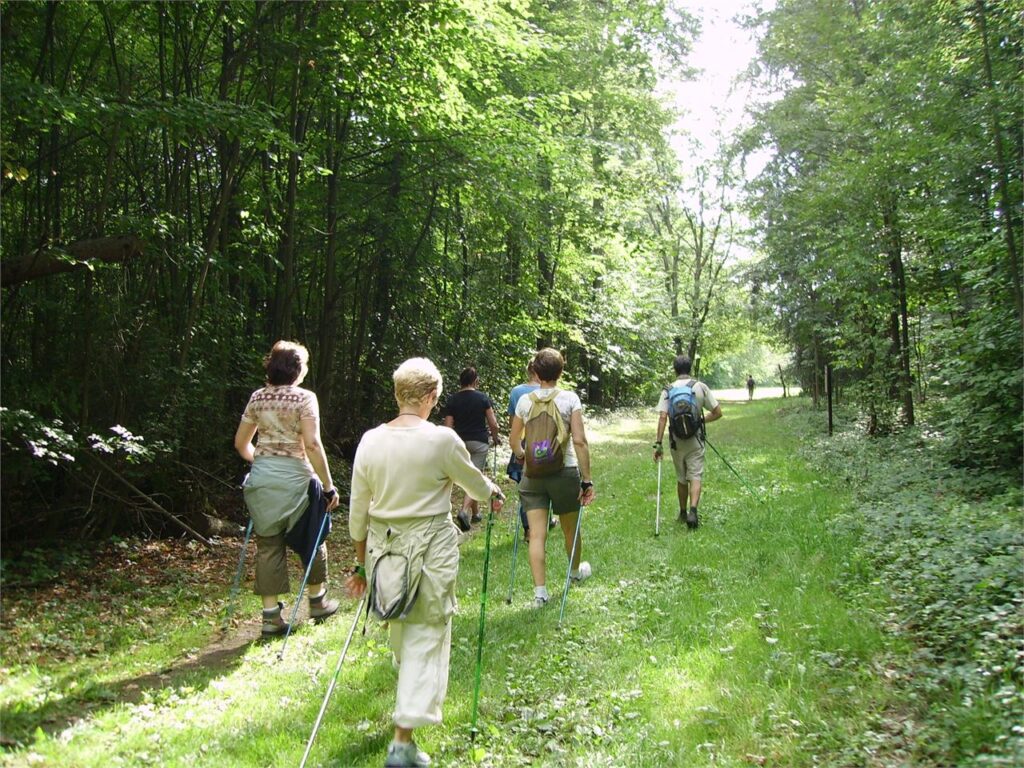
[666,380,703,440]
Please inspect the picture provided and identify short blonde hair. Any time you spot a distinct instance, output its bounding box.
[393,357,443,409]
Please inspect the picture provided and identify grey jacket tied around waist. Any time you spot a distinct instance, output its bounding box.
[366,513,460,625]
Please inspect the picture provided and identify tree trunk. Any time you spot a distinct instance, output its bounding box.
[317,100,353,419]
[975,0,1023,326]
[884,204,915,426]
[271,4,310,340]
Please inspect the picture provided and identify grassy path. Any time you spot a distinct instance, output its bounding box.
[3,400,906,767]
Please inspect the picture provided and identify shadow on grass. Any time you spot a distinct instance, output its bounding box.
[0,620,261,748]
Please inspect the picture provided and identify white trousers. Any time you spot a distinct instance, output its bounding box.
[390,619,452,728]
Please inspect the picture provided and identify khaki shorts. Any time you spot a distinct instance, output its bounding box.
[671,438,705,483]
[519,467,581,515]
[464,440,489,471]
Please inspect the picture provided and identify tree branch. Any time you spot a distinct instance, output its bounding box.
[2,235,145,287]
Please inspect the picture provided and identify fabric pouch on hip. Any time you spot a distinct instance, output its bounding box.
[367,527,426,621]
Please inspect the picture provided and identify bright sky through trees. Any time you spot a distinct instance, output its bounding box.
[666,0,763,162]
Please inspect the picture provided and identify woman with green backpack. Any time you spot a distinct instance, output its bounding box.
[508,348,596,608]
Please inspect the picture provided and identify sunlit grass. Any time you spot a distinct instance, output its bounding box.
[2,399,905,767]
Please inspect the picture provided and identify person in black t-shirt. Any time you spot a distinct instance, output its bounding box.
[441,367,500,530]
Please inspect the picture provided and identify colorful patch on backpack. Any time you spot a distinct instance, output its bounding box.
[530,439,554,462]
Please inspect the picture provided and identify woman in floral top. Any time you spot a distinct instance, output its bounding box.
[234,340,341,637]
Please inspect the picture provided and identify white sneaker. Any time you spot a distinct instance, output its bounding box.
[384,739,431,767]
[570,561,592,582]
[533,595,549,609]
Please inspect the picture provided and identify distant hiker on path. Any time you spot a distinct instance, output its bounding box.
[509,348,596,607]
[441,366,500,531]
[234,340,341,638]
[347,357,503,768]
[747,374,755,401]
[654,355,722,529]
[506,360,540,539]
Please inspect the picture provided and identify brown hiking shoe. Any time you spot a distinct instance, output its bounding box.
[309,592,340,622]
[261,602,290,638]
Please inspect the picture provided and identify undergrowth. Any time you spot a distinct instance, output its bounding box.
[792,404,1024,766]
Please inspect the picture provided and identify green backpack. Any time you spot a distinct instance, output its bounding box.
[523,390,569,478]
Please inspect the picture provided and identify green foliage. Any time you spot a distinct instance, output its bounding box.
[743,0,1023,458]
[1,408,77,467]
[0,403,913,767]
[805,406,1023,764]
[0,0,696,536]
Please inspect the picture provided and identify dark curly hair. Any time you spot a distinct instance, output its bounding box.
[264,340,309,386]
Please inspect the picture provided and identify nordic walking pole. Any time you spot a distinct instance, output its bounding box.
[558,506,584,626]
[470,491,502,742]
[655,459,662,538]
[279,511,332,660]
[298,594,366,768]
[223,518,254,630]
[705,437,767,507]
[505,500,522,604]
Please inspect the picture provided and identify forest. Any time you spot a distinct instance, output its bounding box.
[1,0,1020,537]
[0,0,1021,766]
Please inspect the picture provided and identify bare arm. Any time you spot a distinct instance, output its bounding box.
[443,415,455,429]
[234,421,257,463]
[485,407,500,445]
[705,404,723,424]
[656,412,668,443]
[509,415,525,460]
[301,417,338,510]
[654,413,668,462]
[570,410,595,505]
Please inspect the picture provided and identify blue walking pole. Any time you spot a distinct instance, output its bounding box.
[298,594,366,768]
[278,511,331,660]
[223,519,254,630]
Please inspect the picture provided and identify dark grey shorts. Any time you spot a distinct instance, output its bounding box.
[519,467,581,515]
[464,440,489,470]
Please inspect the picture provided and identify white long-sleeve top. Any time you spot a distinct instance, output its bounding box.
[349,421,494,542]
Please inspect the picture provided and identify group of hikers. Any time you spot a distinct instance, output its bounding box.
[233,341,722,767]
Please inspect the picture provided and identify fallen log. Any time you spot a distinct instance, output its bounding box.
[1,235,144,287]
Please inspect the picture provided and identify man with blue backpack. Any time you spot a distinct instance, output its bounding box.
[653,355,722,529]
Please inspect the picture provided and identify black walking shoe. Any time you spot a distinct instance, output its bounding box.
[455,511,471,532]
[686,507,699,529]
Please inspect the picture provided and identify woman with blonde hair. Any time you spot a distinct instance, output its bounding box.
[234,340,340,637]
[347,357,503,768]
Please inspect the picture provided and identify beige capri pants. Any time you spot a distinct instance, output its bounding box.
[367,513,460,728]
[670,436,706,482]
